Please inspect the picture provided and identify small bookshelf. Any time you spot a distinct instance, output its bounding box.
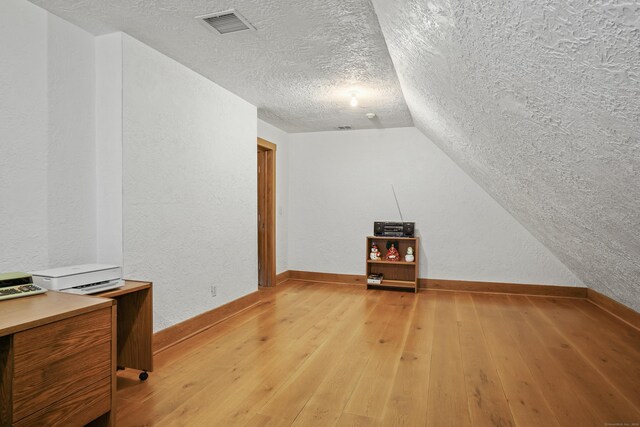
[366,236,419,293]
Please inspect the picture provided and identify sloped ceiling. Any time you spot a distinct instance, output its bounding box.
[28,0,412,132]
[371,0,640,310]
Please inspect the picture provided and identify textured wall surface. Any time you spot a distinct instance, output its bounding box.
[121,35,258,332]
[28,0,413,133]
[47,12,96,267]
[258,119,289,274]
[96,33,124,266]
[371,0,640,309]
[0,0,49,271]
[1,0,96,272]
[288,127,583,286]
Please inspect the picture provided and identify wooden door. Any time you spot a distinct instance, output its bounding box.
[257,149,266,286]
[257,138,276,287]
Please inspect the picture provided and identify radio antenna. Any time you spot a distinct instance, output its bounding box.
[391,185,404,223]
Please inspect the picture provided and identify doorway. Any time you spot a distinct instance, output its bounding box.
[257,138,276,287]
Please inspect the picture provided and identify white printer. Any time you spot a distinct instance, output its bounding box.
[31,264,124,295]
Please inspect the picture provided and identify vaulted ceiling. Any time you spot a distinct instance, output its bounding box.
[30,0,639,310]
[371,0,640,310]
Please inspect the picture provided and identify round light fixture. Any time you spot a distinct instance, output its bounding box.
[350,93,359,107]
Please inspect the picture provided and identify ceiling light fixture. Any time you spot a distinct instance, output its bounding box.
[350,93,359,107]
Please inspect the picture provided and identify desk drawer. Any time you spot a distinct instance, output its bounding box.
[13,307,111,367]
[12,308,112,422]
[13,375,111,427]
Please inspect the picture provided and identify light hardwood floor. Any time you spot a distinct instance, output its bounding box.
[116,281,640,426]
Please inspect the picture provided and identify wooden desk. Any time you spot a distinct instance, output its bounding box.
[94,281,153,380]
[0,291,116,426]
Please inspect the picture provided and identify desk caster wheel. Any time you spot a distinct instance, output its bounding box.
[139,371,149,381]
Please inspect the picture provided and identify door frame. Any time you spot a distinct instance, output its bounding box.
[257,137,276,287]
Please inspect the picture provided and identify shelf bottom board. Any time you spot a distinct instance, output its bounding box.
[367,280,416,288]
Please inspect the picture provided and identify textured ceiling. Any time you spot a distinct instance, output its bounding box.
[28,0,413,132]
[371,0,640,310]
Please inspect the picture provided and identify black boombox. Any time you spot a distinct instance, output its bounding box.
[373,221,415,237]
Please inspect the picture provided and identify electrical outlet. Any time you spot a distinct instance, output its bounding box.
[210,285,217,297]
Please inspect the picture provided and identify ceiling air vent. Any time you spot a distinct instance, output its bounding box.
[197,9,256,34]
[337,126,353,130]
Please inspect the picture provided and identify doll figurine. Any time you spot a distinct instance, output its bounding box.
[385,243,400,262]
[370,243,381,260]
[405,246,415,262]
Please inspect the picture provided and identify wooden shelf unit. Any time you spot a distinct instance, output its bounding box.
[366,236,419,293]
[93,280,153,378]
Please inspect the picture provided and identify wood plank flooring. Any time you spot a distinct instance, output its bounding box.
[116,281,640,426]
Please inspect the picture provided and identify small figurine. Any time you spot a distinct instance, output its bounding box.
[405,246,415,262]
[370,243,381,260]
[385,243,400,262]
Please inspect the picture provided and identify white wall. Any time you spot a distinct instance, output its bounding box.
[288,127,583,286]
[257,119,289,274]
[47,12,96,267]
[0,0,48,271]
[0,0,96,272]
[121,35,258,332]
[95,33,123,266]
